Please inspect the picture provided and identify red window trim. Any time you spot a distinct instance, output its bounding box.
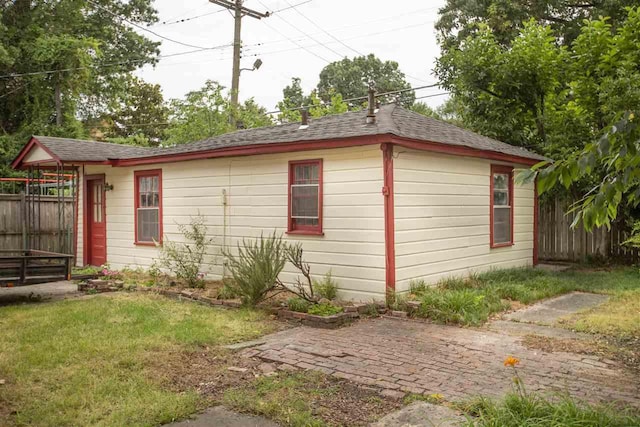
[134,169,163,246]
[490,164,514,248]
[287,159,323,236]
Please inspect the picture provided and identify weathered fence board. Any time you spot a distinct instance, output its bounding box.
[538,198,639,262]
[0,194,74,255]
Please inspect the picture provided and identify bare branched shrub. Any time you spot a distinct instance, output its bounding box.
[157,215,213,288]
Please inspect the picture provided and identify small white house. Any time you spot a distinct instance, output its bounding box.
[12,105,545,301]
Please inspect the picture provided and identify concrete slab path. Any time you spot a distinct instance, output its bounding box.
[371,402,467,427]
[164,406,279,427]
[504,292,608,325]
[0,281,78,305]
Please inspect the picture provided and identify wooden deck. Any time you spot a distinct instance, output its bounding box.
[0,250,73,285]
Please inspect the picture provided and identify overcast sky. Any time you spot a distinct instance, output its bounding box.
[136,0,448,111]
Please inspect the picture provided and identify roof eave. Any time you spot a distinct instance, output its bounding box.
[11,136,62,170]
[390,136,544,166]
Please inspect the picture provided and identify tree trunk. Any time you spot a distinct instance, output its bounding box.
[55,82,62,126]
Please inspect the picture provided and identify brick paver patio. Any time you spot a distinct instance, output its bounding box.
[242,318,640,406]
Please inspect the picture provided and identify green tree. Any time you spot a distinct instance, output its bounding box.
[0,0,159,179]
[164,80,272,145]
[276,78,350,124]
[521,9,640,234]
[95,77,169,146]
[317,54,415,107]
[436,0,636,52]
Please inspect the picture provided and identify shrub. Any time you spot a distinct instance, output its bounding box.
[223,232,287,306]
[307,303,343,316]
[287,297,311,313]
[313,271,338,300]
[157,215,213,288]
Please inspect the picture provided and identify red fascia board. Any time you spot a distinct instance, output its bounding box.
[112,135,390,167]
[381,143,396,292]
[390,137,541,166]
[11,137,62,169]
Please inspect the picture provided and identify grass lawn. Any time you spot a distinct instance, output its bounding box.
[409,267,640,326]
[457,391,640,426]
[0,293,278,427]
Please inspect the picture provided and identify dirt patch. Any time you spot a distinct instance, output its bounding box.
[306,376,401,426]
[522,335,640,372]
[146,346,400,426]
[224,371,402,426]
[146,346,262,400]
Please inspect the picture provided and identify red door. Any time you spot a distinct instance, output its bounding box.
[86,178,106,266]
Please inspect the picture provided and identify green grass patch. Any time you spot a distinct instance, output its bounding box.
[560,289,640,340]
[0,293,276,426]
[457,392,640,426]
[412,267,640,326]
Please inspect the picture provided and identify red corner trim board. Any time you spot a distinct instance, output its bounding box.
[381,143,396,292]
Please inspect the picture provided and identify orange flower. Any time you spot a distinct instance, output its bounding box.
[504,356,520,367]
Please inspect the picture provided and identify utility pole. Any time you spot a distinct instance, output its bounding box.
[209,0,269,115]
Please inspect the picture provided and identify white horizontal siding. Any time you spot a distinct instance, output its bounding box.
[393,149,535,292]
[78,145,386,301]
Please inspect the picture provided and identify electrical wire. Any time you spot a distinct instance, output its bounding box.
[281,0,363,56]
[256,0,345,59]
[265,84,442,114]
[151,8,226,27]
[271,0,314,13]
[0,46,233,79]
[243,20,434,59]
[259,18,332,63]
[86,0,227,50]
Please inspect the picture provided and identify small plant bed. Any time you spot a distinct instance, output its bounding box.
[223,370,402,427]
[396,267,640,326]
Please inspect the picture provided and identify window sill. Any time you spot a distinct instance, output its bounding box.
[134,241,161,247]
[491,242,514,249]
[286,230,324,237]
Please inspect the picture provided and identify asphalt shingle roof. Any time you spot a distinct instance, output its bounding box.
[31,105,547,163]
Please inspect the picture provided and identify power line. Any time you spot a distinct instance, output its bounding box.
[256,0,345,59]
[281,0,363,56]
[243,20,434,58]
[0,45,233,79]
[259,19,331,63]
[265,84,442,114]
[86,0,226,50]
[152,8,226,27]
[271,0,313,13]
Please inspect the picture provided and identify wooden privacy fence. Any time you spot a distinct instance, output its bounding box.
[538,198,639,262]
[0,194,74,255]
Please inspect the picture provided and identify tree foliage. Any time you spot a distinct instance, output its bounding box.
[317,54,415,108]
[436,8,640,159]
[276,77,349,123]
[0,0,159,178]
[164,80,272,145]
[518,8,640,232]
[436,0,637,52]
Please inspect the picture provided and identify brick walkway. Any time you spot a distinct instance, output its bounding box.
[242,318,640,406]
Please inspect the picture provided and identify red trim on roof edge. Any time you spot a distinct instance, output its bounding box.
[381,143,396,293]
[390,136,540,166]
[11,136,62,169]
[113,135,389,166]
[12,133,542,170]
